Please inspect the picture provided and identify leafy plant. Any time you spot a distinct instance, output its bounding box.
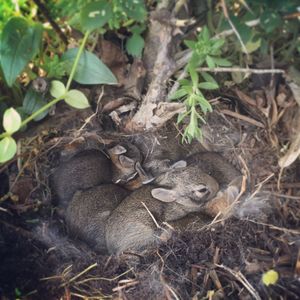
[53,0,147,57]
[170,27,231,142]
[0,2,122,163]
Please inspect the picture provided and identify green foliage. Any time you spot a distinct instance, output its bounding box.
[170,28,227,143]
[0,0,29,30]
[0,17,43,86]
[61,48,117,85]
[80,1,113,31]
[222,0,300,61]
[65,90,90,109]
[0,137,17,163]
[3,108,21,134]
[22,89,49,121]
[53,0,147,56]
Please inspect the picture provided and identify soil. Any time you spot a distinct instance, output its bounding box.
[1,85,300,299]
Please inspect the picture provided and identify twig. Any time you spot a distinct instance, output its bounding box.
[246,219,300,235]
[215,19,260,39]
[75,268,134,284]
[33,0,68,45]
[220,0,249,58]
[141,202,161,229]
[60,263,98,287]
[196,67,285,74]
[215,264,262,300]
[220,109,265,128]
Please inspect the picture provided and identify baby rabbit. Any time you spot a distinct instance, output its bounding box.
[65,184,129,252]
[107,142,154,190]
[51,149,112,208]
[187,152,242,216]
[105,164,219,254]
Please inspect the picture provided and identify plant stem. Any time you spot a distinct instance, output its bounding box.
[65,30,91,91]
[21,96,64,128]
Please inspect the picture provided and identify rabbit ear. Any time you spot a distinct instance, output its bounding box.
[151,188,176,202]
[119,155,135,168]
[108,145,127,155]
[170,160,187,169]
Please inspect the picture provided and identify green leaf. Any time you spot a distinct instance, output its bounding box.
[50,80,66,98]
[23,89,49,121]
[168,89,188,100]
[0,137,17,163]
[80,1,113,31]
[213,57,232,67]
[61,48,118,85]
[195,96,213,113]
[184,40,196,50]
[245,36,261,54]
[0,17,43,86]
[189,66,199,87]
[122,0,147,21]
[201,27,210,42]
[211,39,225,51]
[262,270,279,286]
[260,11,282,33]
[206,56,215,68]
[177,112,188,124]
[65,89,90,109]
[126,33,145,57]
[199,82,219,90]
[201,72,218,85]
[3,108,21,133]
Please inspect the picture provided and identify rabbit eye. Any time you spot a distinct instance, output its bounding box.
[198,187,208,193]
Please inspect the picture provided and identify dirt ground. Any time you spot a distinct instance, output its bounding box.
[1,70,300,299]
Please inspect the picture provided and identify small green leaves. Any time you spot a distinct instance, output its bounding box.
[262,270,279,286]
[81,1,113,31]
[50,80,66,98]
[65,90,90,109]
[126,33,144,57]
[198,82,219,90]
[3,108,21,134]
[0,137,17,163]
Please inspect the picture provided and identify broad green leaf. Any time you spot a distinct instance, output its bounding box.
[199,82,219,90]
[3,108,21,133]
[65,89,90,109]
[262,270,279,286]
[0,137,17,163]
[206,56,215,68]
[0,17,43,86]
[230,16,252,44]
[126,33,144,57]
[61,48,117,85]
[260,11,282,33]
[23,89,49,121]
[81,1,113,31]
[50,80,66,98]
[168,89,188,100]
